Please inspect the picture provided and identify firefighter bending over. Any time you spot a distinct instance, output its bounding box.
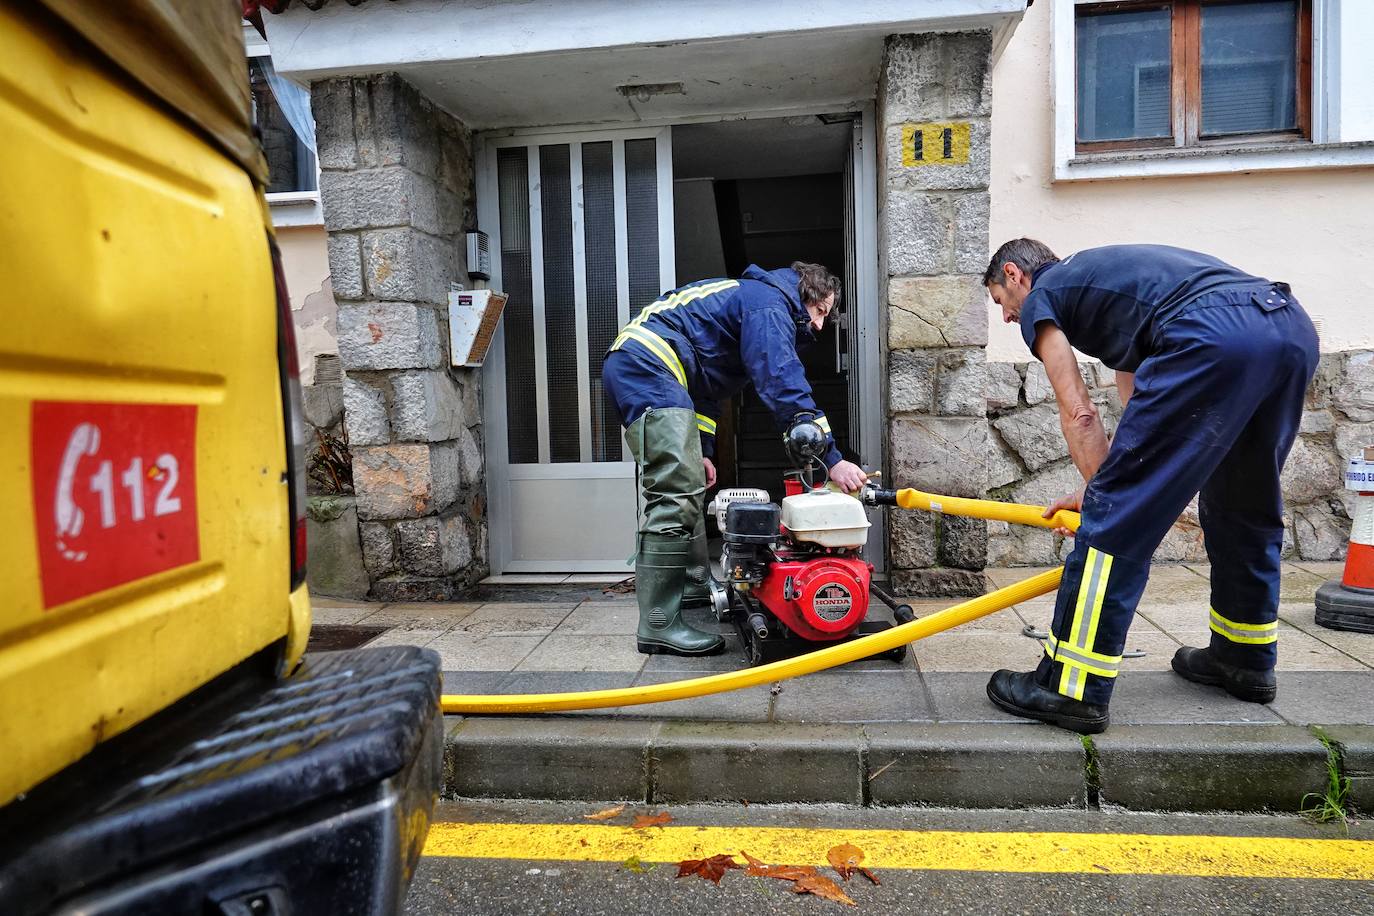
[984,240,1319,734]
[603,262,867,657]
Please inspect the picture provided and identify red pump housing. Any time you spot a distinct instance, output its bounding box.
[753,555,872,641]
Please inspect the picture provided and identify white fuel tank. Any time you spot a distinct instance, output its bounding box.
[780,490,870,549]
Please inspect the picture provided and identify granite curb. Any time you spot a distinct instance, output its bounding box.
[443,718,1371,815]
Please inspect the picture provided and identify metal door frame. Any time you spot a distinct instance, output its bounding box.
[478,125,675,573]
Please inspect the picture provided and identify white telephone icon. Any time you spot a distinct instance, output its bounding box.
[55,422,100,561]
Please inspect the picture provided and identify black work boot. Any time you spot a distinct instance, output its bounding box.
[986,669,1109,735]
[682,519,715,609]
[1171,646,1276,703]
[636,533,725,656]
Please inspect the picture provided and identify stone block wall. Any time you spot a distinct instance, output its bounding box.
[880,31,993,596]
[985,351,1373,567]
[312,73,485,600]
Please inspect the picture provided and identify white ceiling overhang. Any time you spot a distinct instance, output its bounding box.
[265,0,1028,130]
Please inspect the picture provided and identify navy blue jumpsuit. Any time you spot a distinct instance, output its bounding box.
[603,264,843,468]
[1020,245,1318,705]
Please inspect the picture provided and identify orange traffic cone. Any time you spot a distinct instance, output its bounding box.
[1316,447,1374,633]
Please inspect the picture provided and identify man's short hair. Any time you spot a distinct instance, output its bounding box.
[983,239,1060,286]
[792,261,841,307]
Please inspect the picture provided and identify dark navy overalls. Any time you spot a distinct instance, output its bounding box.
[602,264,843,467]
[1020,245,1319,705]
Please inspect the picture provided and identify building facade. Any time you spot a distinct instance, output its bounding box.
[255,0,1374,600]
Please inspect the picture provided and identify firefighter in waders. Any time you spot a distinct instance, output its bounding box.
[603,262,869,656]
[984,240,1319,734]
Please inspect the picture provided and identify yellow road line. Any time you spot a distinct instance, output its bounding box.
[424,823,1374,881]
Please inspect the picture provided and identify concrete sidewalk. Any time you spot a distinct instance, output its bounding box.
[312,562,1374,814]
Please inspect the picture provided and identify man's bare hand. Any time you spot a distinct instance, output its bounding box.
[703,456,717,488]
[1043,487,1084,537]
[829,460,868,493]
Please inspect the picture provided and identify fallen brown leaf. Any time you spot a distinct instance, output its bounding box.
[827,843,865,881]
[858,867,881,885]
[583,804,626,821]
[740,850,817,881]
[632,811,673,829]
[676,854,742,885]
[792,874,856,906]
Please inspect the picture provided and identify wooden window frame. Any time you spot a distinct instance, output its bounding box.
[1075,0,1312,154]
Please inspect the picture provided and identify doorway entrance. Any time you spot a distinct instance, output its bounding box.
[480,111,881,574]
[672,115,857,505]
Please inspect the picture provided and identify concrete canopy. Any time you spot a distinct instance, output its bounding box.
[264,0,1025,129]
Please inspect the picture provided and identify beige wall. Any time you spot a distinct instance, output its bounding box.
[277,224,337,386]
[988,0,1374,362]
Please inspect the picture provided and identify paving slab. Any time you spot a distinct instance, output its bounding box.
[440,670,508,695]
[427,632,544,671]
[444,717,655,801]
[1266,672,1374,725]
[1093,725,1330,812]
[651,722,866,805]
[451,603,576,637]
[359,602,482,630]
[770,670,933,724]
[514,634,648,673]
[1314,724,1374,816]
[619,671,774,722]
[908,602,1028,631]
[556,602,640,635]
[865,723,1086,809]
[910,632,1046,672]
[1275,629,1373,671]
[920,672,1040,724]
[1108,673,1285,725]
[363,627,445,649]
[1279,603,1374,665]
[310,603,383,625]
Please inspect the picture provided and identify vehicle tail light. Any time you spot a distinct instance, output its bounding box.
[271,237,308,589]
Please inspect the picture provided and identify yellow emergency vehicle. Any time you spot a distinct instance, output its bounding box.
[0,2,441,912]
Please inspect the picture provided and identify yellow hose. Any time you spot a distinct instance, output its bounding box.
[440,493,1079,715]
[443,567,1062,713]
[894,488,1081,534]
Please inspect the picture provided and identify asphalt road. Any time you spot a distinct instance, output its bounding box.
[405,801,1374,915]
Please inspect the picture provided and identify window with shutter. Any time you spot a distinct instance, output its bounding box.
[1074,0,1311,153]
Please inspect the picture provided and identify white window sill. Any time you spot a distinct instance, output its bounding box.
[267,191,323,227]
[1056,140,1374,182]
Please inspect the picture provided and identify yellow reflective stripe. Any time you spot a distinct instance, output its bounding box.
[1045,633,1122,672]
[627,279,738,330]
[614,326,686,387]
[1209,608,1279,645]
[1057,546,1113,701]
[815,415,832,434]
[696,413,717,435]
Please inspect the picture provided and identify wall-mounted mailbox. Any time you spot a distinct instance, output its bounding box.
[448,287,507,367]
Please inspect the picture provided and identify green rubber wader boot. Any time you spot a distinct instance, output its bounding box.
[681,518,716,609]
[635,532,725,656]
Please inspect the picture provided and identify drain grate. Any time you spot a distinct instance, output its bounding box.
[305,624,390,653]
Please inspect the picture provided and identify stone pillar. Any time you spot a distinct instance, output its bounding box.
[879,32,993,596]
[312,74,486,600]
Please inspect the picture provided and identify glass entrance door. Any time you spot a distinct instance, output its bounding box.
[481,128,674,572]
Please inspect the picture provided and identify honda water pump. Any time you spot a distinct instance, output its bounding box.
[706,417,915,665]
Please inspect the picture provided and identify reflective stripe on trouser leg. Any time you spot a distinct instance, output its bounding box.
[622,407,705,540]
[1034,542,1149,706]
[1060,547,1114,700]
[1210,607,1278,646]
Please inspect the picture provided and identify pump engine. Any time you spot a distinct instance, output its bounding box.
[708,480,913,666]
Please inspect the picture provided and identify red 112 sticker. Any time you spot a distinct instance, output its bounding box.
[31,401,199,609]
